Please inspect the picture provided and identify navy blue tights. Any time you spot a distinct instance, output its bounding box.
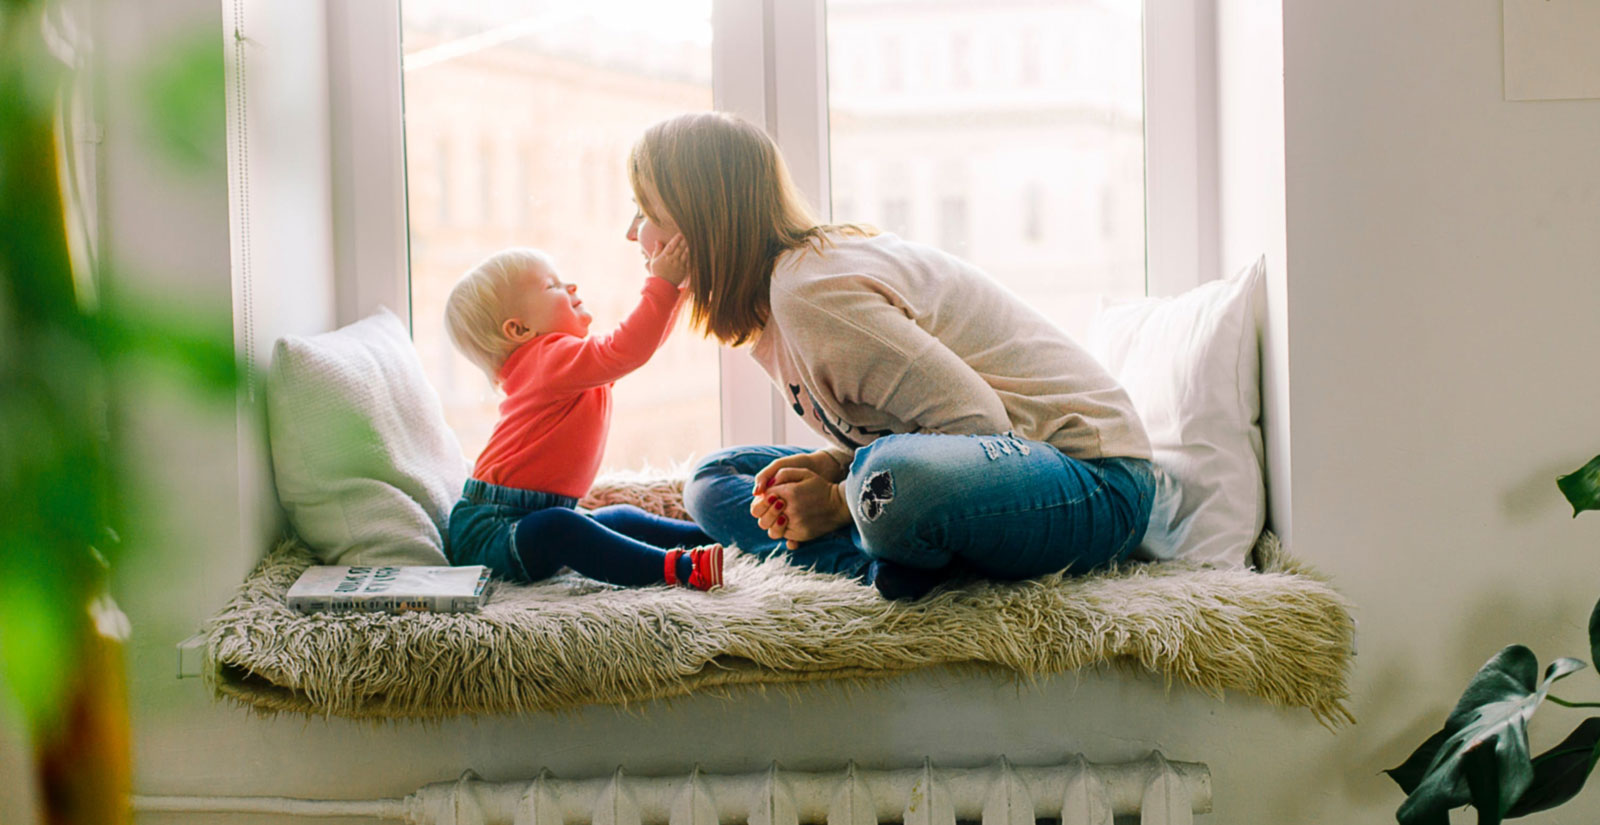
[513,504,711,586]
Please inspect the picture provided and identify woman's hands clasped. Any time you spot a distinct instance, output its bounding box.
[750,450,852,549]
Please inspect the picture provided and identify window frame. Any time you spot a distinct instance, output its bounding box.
[326,1,411,332]
[326,0,1213,451]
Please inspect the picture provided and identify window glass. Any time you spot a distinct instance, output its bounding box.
[826,0,1146,338]
[401,1,720,473]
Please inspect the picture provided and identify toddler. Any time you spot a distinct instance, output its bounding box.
[443,239,722,590]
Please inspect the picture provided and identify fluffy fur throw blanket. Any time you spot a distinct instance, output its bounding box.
[206,476,1355,726]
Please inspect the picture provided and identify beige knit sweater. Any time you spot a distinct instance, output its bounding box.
[748,231,1152,466]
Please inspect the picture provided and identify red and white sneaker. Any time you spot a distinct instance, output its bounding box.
[686,544,724,591]
[663,548,686,586]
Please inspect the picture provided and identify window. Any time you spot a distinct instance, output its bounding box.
[1100,185,1116,241]
[581,147,600,222]
[518,144,535,228]
[434,137,451,226]
[950,34,971,89]
[881,198,912,237]
[477,138,495,228]
[826,0,1146,339]
[1019,30,1040,86]
[329,0,1207,459]
[881,37,903,92]
[1023,184,1044,245]
[400,2,722,472]
[938,196,968,258]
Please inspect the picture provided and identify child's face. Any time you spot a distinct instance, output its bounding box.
[504,263,591,341]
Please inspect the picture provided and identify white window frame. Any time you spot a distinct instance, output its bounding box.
[713,0,832,449]
[1143,0,1220,294]
[326,0,1216,450]
[326,1,411,332]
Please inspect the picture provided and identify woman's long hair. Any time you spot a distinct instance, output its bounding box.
[629,112,871,347]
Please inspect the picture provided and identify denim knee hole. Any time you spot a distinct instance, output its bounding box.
[856,470,896,523]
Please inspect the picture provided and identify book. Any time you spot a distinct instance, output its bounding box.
[285,565,492,615]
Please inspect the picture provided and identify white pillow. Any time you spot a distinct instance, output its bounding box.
[1088,258,1266,568]
[265,308,468,566]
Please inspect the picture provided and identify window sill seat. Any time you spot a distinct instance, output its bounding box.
[203,476,1354,726]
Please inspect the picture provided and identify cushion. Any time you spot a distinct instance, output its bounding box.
[1087,258,1266,568]
[265,308,468,566]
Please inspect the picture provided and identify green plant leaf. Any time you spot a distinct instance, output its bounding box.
[0,0,100,733]
[1,0,241,742]
[1463,741,1503,825]
[1392,647,1585,824]
[1590,596,1600,676]
[1558,454,1600,517]
[1387,728,1452,794]
[1506,718,1600,818]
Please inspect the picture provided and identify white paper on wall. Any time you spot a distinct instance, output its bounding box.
[1504,0,1600,101]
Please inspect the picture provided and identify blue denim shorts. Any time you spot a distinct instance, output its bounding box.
[446,479,577,582]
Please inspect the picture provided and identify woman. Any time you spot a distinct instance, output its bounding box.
[624,112,1155,600]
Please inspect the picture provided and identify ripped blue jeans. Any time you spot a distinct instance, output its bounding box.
[682,433,1156,582]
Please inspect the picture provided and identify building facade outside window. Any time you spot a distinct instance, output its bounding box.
[827,0,1145,339]
[393,0,1148,471]
[401,2,721,471]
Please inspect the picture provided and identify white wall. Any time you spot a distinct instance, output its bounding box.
[73,2,1600,825]
[1276,0,1600,821]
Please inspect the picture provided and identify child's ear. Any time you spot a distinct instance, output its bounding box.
[502,318,533,341]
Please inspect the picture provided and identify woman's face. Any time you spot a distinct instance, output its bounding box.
[626,181,680,260]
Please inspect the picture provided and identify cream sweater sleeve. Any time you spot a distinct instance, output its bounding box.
[774,275,1012,438]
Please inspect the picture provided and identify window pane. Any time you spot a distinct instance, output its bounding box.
[826,0,1146,339]
[401,2,720,473]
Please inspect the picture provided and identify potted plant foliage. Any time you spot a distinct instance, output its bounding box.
[1387,456,1600,824]
[1,1,235,821]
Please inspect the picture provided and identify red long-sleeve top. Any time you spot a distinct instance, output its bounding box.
[471,276,683,498]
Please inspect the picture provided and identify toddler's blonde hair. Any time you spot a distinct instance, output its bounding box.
[444,247,552,384]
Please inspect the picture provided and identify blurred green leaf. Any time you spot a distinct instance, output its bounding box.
[0,6,62,124]
[1,0,236,736]
[1392,647,1584,824]
[1,0,89,731]
[138,31,226,170]
[0,75,73,321]
[1558,455,1600,518]
[0,568,80,730]
[102,295,239,393]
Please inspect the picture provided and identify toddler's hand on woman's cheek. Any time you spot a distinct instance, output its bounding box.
[646,234,692,286]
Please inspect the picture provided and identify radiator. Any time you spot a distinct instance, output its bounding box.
[132,753,1210,825]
